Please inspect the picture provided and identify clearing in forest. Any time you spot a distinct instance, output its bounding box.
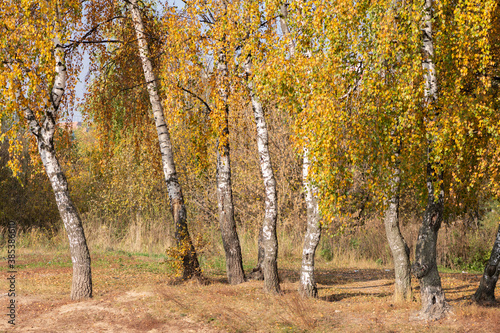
[0,251,499,332]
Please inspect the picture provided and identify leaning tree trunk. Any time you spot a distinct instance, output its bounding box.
[128,0,201,279]
[474,223,500,303]
[215,50,246,285]
[39,132,93,300]
[20,34,92,300]
[384,151,411,303]
[411,0,448,319]
[244,57,280,293]
[299,147,321,298]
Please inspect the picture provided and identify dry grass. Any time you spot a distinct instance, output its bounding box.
[1,218,499,332]
[0,243,499,333]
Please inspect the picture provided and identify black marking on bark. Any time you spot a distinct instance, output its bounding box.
[487,264,497,277]
[412,262,429,279]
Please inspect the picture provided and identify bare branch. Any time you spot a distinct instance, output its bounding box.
[66,15,125,50]
[178,85,212,115]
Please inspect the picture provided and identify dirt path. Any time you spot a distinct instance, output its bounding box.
[1,290,222,333]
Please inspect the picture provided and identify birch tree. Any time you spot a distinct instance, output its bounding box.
[215,47,246,284]
[166,0,248,284]
[127,0,202,279]
[0,0,92,300]
[410,0,449,320]
[276,0,421,301]
[382,1,412,303]
[244,52,280,292]
[278,2,321,298]
[407,0,497,315]
[474,223,500,303]
[207,2,246,285]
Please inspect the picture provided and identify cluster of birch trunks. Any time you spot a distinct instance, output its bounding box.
[10,0,500,323]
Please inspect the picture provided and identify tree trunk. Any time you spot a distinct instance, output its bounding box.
[411,0,449,320]
[411,168,447,320]
[299,147,321,298]
[384,152,411,303]
[40,136,93,300]
[215,50,246,285]
[128,0,201,279]
[279,4,296,57]
[381,0,412,304]
[244,57,280,293]
[474,223,500,304]
[279,4,321,297]
[249,227,265,280]
[20,33,92,300]
[216,134,246,284]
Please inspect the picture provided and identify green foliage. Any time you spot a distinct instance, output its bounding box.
[444,200,500,272]
[349,238,360,251]
[319,239,333,262]
[0,132,60,230]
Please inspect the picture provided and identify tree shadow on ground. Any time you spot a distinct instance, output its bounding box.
[204,268,394,287]
[443,284,475,294]
[441,272,482,282]
[279,268,395,286]
[207,276,229,285]
[319,291,392,302]
[334,281,394,290]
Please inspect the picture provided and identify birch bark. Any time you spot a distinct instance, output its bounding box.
[474,223,500,303]
[383,2,411,302]
[384,143,411,302]
[249,228,265,280]
[299,147,321,298]
[244,56,280,293]
[411,0,449,320]
[279,3,321,297]
[128,0,201,279]
[215,49,246,285]
[20,34,92,300]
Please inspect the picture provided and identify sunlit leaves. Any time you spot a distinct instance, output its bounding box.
[0,0,85,175]
[263,0,499,225]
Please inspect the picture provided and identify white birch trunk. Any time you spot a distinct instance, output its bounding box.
[39,133,93,300]
[20,34,92,300]
[215,50,245,284]
[383,146,411,302]
[244,57,280,293]
[128,0,201,278]
[280,3,321,297]
[411,0,448,320]
[299,147,321,298]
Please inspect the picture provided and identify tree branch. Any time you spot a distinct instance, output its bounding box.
[67,39,123,45]
[178,85,212,115]
[66,15,125,50]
